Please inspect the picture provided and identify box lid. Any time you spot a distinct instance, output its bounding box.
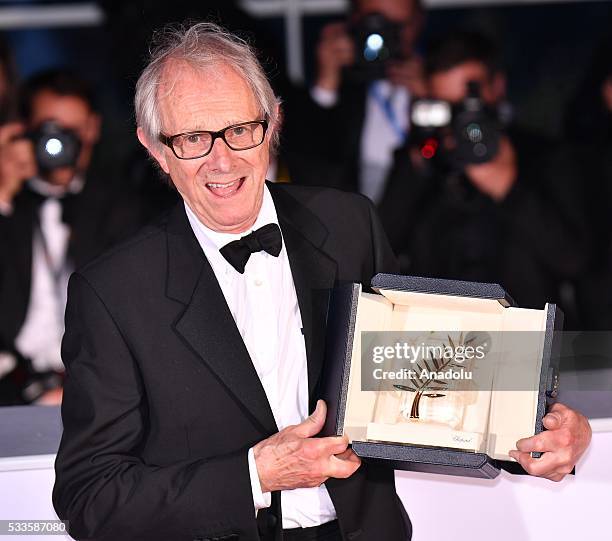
[371,273,515,307]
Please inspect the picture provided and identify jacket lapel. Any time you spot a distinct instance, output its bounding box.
[165,204,278,435]
[0,190,36,345]
[269,184,338,408]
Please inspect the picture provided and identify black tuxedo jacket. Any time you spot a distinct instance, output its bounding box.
[0,176,146,404]
[53,183,409,541]
[284,83,368,192]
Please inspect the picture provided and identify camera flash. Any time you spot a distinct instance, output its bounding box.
[45,138,63,156]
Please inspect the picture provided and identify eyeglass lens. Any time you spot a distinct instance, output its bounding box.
[172,122,264,158]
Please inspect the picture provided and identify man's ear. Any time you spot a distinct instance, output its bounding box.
[490,72,507,102]
[84,112,101,145]
[268,102,282,143]
[137,126,170,174]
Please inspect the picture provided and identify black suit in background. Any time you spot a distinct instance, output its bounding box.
[377,128,588,313]
[0,156,149,405]
[571,140,612,330]
[283,82,368,192]
[53,183,409,541]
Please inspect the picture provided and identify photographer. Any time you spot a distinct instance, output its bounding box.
[564,36,612,329]
[0,69,145,405]
[284,0,425,202]
[378,30,587,311]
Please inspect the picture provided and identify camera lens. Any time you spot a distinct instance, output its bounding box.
[348,13,403,81]
[473,143,488,158]
[30,121,81,172]
[465,123,483,143]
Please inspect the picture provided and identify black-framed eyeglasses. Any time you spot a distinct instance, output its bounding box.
[158,119,268,160]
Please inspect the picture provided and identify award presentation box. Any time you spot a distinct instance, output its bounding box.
[320,274,563,479]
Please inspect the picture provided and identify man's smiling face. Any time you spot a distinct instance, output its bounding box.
[142,60,271,234]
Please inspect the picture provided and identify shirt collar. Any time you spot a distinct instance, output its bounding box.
[372,79,392,96]
[27,175,85,198]
[185,184,280,253]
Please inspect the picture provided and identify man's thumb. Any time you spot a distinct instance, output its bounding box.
[294,400,327,438]
[543,411,563,430]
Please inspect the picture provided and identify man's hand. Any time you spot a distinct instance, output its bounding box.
[35,388,63,406]
[315,23,355,93]
[0,123,36,207]
[464,136,517,202]
[253,400,361,493]
[386,57,427,97]
[508,402,592,482]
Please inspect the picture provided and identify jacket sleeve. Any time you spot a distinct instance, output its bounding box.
[498,145,588,279]
[53,273,261,541]
[366,195,401,277]
[377,145,437,258]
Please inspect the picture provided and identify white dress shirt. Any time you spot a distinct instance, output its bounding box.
[185,186,337,529]
[311,81,410,204]
[14,177,83,374]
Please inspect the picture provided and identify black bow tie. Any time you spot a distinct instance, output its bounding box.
[219,223,282,274]
[27,187,79,226]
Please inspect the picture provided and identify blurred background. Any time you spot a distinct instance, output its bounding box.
[0,7,610,538]
[0,0,611,407]
[1,0,609,137]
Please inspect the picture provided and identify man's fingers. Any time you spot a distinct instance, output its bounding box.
[292,400,327,438]
[542,411,563,430]
[254,414,358,491]
[320,435,350,456]
[509,450,551,474]
[0,137,35,202]
[319,23,353,57]
[320,39,354,64]
[510,403,591,482]
[515,428,572,454]
[334,448,356,461]
[516,432,549,454]
[328,450,361,479]
[0,123,25,144]
[8,140,36,169]
[508,450,560,478]
[509,448,573,480]
[320,22,348,39]
[549,402,568,413]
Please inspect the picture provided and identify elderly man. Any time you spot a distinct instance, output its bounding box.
[53,23,591,541]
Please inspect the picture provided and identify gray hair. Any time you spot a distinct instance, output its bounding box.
[135,22,282,154]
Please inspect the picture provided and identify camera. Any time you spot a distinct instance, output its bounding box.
[410,82,502,168]
[26,121,81,172]
[347,13,404,81]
